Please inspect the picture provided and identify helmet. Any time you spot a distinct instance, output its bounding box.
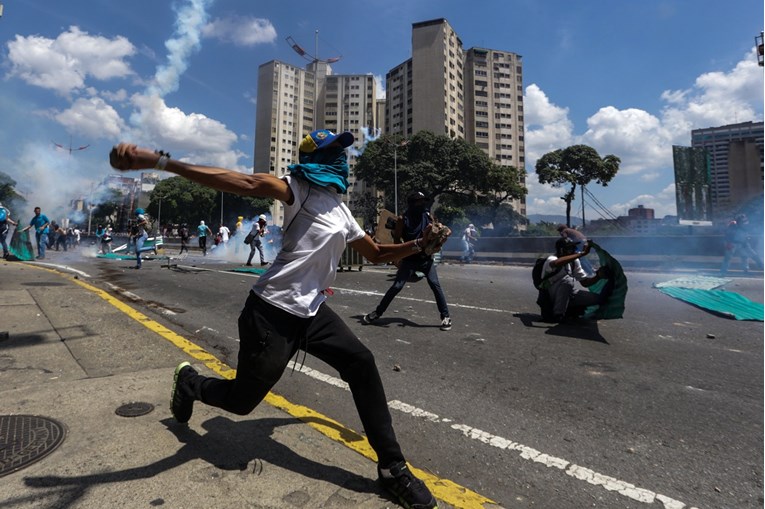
[258,214,267,221]
[407,191,426,205]
[555,238,576,254]
[135,208,145,215]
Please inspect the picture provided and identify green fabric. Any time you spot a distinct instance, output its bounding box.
[657,287,764,321]
[230,267,268,275]
[584,241,628,320]
[8,230,35,261]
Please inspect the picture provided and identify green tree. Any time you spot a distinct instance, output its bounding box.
[146,177,217,227]
[212,191,273,229]
[525,221,560,236]
[146,177,272,231]
[354,130,526,219]
[0,171,26,212]
[535,144,620,227]
[91,188,124,228]
[349,191,382,229]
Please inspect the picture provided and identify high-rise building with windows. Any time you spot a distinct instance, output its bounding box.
[254,61,377,223]
[690,121,763,219]
[387,19,465,138]
[464,47,526,217]
[254,18,529,226]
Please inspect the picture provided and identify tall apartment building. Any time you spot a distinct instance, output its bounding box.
[254,60,377,223]
[464,47,526,216]
[387,19,465,138]
[691,121,764,219]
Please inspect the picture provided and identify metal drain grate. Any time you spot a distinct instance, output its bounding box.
[0,415,67,478]
[115,402,155,417]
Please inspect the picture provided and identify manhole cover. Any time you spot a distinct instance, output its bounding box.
[0,415,67,478]
[115,402,155,417]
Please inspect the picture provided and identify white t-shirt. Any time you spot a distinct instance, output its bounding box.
[542,255,586,287]
[219,225,230,242]
[252,176,366,318]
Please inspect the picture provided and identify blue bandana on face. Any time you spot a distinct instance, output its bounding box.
[287,147,350,194]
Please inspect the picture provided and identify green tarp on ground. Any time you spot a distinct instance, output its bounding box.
[229,267,268,275]
[654,282,764,321]
[584,241,628,320]
[8,229,35,261]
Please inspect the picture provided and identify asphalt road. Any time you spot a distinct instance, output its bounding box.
[42,250,764,509]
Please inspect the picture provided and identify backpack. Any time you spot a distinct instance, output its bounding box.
[0,208,7,222]
[533,257,561,322]
[532,257,560,290]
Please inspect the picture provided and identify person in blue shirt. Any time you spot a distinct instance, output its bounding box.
[21,206,50,259]
[197,220,212,256]
[0,202,18,259]
[131,208,156,269]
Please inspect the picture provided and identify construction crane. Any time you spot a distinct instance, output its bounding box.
[286,31,342,64]
[53,136,90,156]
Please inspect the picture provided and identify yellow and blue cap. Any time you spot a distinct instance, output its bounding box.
[299,129,354,153]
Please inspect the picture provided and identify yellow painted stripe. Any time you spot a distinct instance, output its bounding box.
[29,263,496,508]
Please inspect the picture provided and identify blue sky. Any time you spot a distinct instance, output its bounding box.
[1,0,762,222]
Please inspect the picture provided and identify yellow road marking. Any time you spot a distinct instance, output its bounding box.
[28,264,497,508]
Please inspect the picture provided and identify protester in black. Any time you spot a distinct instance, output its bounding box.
[363,191,452,331]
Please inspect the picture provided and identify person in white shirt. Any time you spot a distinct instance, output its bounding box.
[109,129,441,509]
[542,238,610,322]
[218,224,230,246]
[246,214,269,266]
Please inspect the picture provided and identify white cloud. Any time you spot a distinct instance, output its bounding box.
[6,26,135,96]
[610,184,677,218]
[660,54,763,140]
[202,16,277,46]
[580,106,670,175]
[523,84,574,164]
[128,94,243,170]
[54,97,126,140]
[523,51,763,218]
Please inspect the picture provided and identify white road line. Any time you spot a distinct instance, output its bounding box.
[32,262,91,278]
[287,361,696,509]
[330,286,509,314]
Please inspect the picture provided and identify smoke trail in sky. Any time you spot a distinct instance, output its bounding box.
[348,126,382,158]
[147,0,215,98]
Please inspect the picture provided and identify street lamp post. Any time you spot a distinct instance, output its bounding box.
[156,194,163,236]
[388,139,409,216]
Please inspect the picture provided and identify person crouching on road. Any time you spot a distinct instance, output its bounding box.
[542,238,611,322]
[108,129,440,509]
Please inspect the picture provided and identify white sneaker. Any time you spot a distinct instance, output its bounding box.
[440,317,452,331]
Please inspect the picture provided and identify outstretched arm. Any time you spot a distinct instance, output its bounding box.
[550,242,592,269]
[110,143,293,204]
[350,224,438,264]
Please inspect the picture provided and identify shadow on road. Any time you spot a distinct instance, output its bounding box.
[513,313,609,344]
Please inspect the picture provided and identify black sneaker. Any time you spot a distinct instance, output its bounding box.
[439,317,452,331]
[171,362,197,424]
[378,461,437,509]
[363,310,380,324]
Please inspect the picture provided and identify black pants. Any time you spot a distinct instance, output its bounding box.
[188,292,404,467]
[376,257,450,319]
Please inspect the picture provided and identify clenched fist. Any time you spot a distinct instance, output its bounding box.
[109,143,162,171]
